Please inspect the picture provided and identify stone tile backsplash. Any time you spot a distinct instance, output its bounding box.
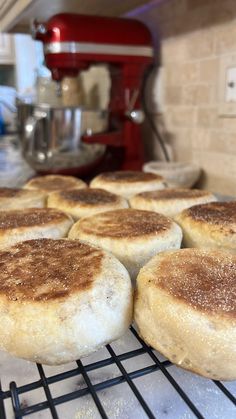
[134,0,236,195]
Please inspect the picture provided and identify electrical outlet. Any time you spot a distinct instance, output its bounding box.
[219,54,236,117]
[225,67,236,102]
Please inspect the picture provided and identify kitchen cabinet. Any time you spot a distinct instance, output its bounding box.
[0,0,147,32]
[0,33,14,63]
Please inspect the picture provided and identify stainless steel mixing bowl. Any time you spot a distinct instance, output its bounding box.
[22,104,107,173]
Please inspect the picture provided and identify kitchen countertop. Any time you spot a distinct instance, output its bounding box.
[0,136,35,188]
[0,136,235,419]
[0,136,235,201]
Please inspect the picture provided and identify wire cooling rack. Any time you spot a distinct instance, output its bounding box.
[0,326,236,419]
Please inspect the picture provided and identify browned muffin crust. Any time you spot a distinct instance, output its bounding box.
[78,209,171,238]
[95,171,163,183]
[185,201,236,227]
[137,189,211,200]
[0,239,103,302]
[0,208,68,230]
[154,249,236,317]
[0,188,23,198]
[59,188,118,205]
[26,175,86,191]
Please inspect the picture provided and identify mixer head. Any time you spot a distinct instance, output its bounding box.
[32,13,153,81]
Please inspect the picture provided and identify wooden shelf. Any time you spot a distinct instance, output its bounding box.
[1,0,148,33]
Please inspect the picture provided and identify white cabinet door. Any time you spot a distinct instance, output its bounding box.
[0,33,15,63]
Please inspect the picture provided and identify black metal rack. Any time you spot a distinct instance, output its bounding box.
[0,326,236,419]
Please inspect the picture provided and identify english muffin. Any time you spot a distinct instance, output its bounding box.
[0,238,132,364]
[24,175,87,194]
[0,208,73,249]
[0,187,46,210]
[130,188,216,218]
[175,201,236,253]
[48,188,128,220]
[90,171,165,199]
[69,208,182,280]
[134,248,236,381]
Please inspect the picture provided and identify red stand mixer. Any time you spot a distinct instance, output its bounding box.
[30,13,154,175]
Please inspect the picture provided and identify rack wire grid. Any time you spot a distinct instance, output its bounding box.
[0,326,236,419]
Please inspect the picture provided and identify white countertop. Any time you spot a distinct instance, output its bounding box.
[0,136,235,419]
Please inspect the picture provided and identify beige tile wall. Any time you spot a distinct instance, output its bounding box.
[135,0,236,195]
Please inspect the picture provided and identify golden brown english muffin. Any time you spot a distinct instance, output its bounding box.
[48,188,128,220]
[0,187,46,210]
[134,248,236,381]
[0,238,132,364]
[24,175,87,194]
[90,171,165,199]
[69,208,182,280]
[0,208,73,249]
[130,188,217,218]
[175,201,236,253]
